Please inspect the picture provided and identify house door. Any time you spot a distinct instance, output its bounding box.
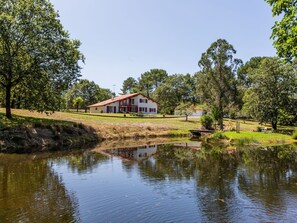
[107,106,109,113]
[114,106,116,113]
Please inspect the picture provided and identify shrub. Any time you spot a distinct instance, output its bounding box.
[200,115,214,130]
[212,131,226,139]
[292,132,297,140]
[256,126,262,132]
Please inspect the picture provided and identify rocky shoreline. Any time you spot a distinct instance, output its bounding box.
[0,123,100,153]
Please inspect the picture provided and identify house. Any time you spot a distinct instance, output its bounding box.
[174,107,206,117]
[106,145,158,161]
[88,93,158,114]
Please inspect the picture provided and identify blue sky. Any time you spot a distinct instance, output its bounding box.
[50,0,276,94]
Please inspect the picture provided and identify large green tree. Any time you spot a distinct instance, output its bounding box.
[265,0,297,61]
[154,74,196,114]
[64,79,112,112]
[0,0,84,118]
[197,39,242,130]
[243,57,297,130]
[138,69,168,97]
[121,77,138,94]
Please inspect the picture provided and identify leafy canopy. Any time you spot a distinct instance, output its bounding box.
[243,57,297,130]
[265,0,297,61]
[0,0,84,117]
[197,39,242,130]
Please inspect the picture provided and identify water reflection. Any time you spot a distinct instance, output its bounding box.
[104,144,157,161]
[1,143,297,222]
[0,154,79,223]
[54,151,109,174]
[105,143,297,222]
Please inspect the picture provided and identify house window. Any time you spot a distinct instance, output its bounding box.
[139,99,143,103]
[132,99,135,104]
[95,107,98,110]
[145,99,148,103]
[145,107,147,112]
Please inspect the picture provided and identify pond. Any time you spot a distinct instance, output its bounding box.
[1,141,297,222]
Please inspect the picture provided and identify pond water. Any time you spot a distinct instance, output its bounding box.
[1,141,297,222]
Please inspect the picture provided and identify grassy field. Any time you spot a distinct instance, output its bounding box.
[223,131,295,145]
[0,108,296,143]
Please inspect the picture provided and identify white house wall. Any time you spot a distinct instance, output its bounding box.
[102,101,120,113]
[89,106,103,113]
[134,95,158,114]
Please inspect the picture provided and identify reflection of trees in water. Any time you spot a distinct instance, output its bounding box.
[237,145,297,211]
[54,151,109,174]
[194,146,240,222]
[138,144,200,181]
[135,143,297,221]
[0,155,79,222]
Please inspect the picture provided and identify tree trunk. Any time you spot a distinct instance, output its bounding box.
[146,85,150,98]
[219,117,224,130]
[218,101,224,130]
[186,115,188,121]
[5,85,12,119]
[272,121,277,131]
[76,105,79,112]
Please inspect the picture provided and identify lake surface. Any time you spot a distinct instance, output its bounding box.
[1,141,297,222]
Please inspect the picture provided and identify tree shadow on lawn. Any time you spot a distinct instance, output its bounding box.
[179,120,200,124]
[0,112,73,128]
[68,112,179,119]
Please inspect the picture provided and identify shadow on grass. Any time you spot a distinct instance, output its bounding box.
[0,112,74,128]
[179,120,200,123]
[67,111,180,119]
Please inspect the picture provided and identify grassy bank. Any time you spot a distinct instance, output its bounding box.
[0,109,296,147]
[223,131,295,145]
[0,109,201,139]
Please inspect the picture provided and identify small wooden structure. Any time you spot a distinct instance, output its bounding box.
[189,129,214,137]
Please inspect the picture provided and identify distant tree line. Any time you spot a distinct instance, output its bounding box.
[121,38,297,130]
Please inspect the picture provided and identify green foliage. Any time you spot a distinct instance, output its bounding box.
[200,115,214,130]
[175,102,196,121]
[73,97,84,112]
[256,126,262,132]
[212,131,226,139]
[278,109,296,126]
[154,74,197,114]
[211,106,220,123]
[265,0,297,61]
[138,69,168,97]
[121,77,138,94]
[64,79,112,111]
[292,132,297,140]
[0,0,84,118]
[237,57,266,88]
[197,39,243,130]
[243,57,297,130]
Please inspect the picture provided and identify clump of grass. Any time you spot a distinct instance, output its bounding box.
[212,131,226,139]
[232,137,258,146]
[292,132,297,140]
